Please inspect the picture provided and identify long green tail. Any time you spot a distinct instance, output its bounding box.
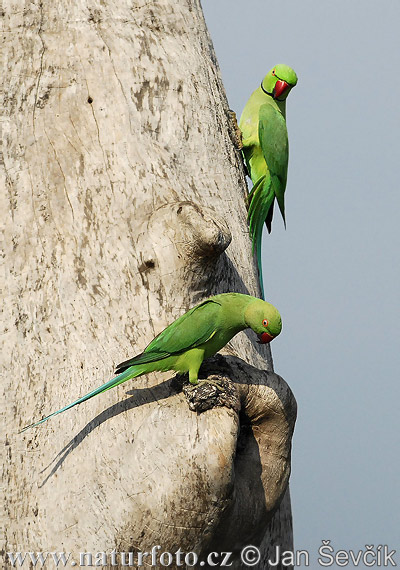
[20,366,144,432]
[247,174,275,299]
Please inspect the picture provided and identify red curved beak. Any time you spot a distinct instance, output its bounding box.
[273,80,290,100]
[258,332,274,344]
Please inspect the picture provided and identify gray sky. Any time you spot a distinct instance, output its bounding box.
[202,0,400,566]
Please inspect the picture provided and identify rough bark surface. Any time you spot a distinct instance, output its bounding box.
[1,0,296,568]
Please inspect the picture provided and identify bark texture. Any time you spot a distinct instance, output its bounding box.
[1,0,296,567]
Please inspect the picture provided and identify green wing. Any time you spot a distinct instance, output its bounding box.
[115,299,221,373]
[258,103,289,223]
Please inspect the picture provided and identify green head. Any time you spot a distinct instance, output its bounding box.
[261,64,298,101]
[244,299,282,344]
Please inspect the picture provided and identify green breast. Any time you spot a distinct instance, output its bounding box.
[240,88,286,184]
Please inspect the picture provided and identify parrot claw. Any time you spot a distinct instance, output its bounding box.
[183,376,240,414]
[227,109,244,150]
[186,379,225,392]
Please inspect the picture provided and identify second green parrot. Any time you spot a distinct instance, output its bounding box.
[21,293,282,431]
[239,64,298,297]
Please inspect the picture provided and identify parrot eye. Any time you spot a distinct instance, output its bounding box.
[262,319,269,327]
[272,70,275,75]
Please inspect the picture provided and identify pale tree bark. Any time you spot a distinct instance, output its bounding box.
[1,0,297,568]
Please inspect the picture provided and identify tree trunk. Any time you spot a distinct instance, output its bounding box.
[1,0,296,568]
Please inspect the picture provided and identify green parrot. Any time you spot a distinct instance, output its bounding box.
[239,64,298,297]
[21,293,282,432]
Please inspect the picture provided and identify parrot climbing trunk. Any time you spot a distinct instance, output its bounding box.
[239,64,297,298]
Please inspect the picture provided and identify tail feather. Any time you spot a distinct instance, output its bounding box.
[247,175,274,300]
[253,190,274,300]
[248,176,274,243]
[247,173,265,204]
[20,366,142,433]
[256,235,264,300]
[248,187,266,248]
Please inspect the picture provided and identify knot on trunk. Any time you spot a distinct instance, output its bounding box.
[190,354,297,555]
[114,353,296,562]
[136,200,232,301]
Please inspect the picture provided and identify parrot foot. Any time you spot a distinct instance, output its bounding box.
[186,379,225,392]
[183,374,239,413]
[227,109,244,150]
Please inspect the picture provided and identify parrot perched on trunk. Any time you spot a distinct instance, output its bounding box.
[239,64,298,297]
[21,293,282,432]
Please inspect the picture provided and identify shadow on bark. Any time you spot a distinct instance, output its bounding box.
[39,355,293,480]
[38,353,296,562]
